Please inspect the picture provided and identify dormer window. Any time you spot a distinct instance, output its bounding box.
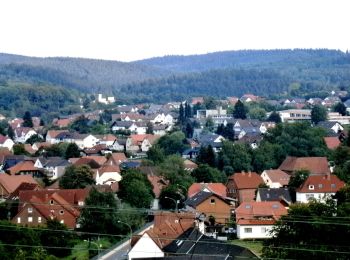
[50,200,54,205]
[308,185,314,190]
[245,204,251,209]
[331,184,336,189]
[210,199,216,204]
[318,184,323,189]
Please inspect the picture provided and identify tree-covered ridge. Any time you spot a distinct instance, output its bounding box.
[0,82,78,119]
[0,53,170,93]
[135,49,350,72]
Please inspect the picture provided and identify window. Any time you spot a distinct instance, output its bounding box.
[78,201,84,206]
[244,228,252,233]
[319,184,323,189]
[331,184,336,189]
[308,185,314,190]
[50,200,54,205]
[38,217,42,223]
[306,194,315,200]
[59,210,64,215]
[28,217,33,223]
[261,227,267,233]
[245,205,251,209]
[17,217,21,224]
[28,207,33,213]
[210,199,215,204]
[60,220,64,224]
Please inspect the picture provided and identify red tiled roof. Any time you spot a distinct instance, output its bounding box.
[107,153,127,166]
[46,130,68,139]
[324,137,341,150]
[0,175,38,194]
[54,118,71,128]
[24,144,36,155]
[147,175,169,198]
[236,201,287,225]
[229,172,263,189]
[188,183,227,198]
[279,156,330,175]
[0,134,10,144]
[183,159,198,170]
[263,169,290,186]
[297,174,345,193]
[130,134,161,145]
[7,160,40,175]
[98,165,120,174]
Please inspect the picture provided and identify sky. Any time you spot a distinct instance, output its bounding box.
[0,0,349,62]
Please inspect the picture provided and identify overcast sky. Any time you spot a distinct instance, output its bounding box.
[0,0,349,62]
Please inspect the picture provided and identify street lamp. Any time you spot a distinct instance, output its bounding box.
[164,196,179,212]
[118,220,132,250]
[84,239,101,259]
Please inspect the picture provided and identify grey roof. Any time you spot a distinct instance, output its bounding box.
[44,158,70,167]
[344,99,350,107]
[111,121,134,128]
[198,134,222,144]
[257,188,292,204]
[164,228,257,259]
[317,121,339,129]
[184,191,229,208]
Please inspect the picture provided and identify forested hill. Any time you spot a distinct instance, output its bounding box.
[134,49,350,73]
[0,53,170,93]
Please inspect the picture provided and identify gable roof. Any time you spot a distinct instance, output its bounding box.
[0,174,39,194]
[7,160,41,175]
[297,174,345,193]
[279,156,331,175]
[263,169,290,186]
[236,201,288,224]
[107,152,127,166]
[228,172,263,189]
[46,130,69,139]
[324,137,341,150]
[257,188,292,204]
[185,191,230,208]
[188,183,227,198]
[147,175,169,198]
[130,134,160,145]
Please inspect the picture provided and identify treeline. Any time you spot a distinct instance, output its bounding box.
[0,83,79,121]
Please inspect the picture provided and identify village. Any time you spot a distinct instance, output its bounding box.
[0,91,349,259]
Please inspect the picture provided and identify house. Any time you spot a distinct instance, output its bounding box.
[279,156,331,176]
[32,142,51,151]
[83,144,109,156]
[6,160,43,178]
[97,134,117,147]
[147,175,169,210]
[126,134,160,153]
[34,157,70,180]
[184,191,234,225]
[71,134,99,149]
[226,172,263,205]
[196,106,227,119]
[191,97,204,105]
[0,135,14,151]
[109,138,126,152]
[183,159,198,172]
[52,118,72,128]
[296,174,345,203]
[317,121,344,135]
[116,105,138,114]
[111,121,138,133]
[128,211,195,260]
[112,113,145,122]
[256,188,292,206]
[14,127,37,143]
[46,130,70,144]
[241,94,259,103]
[97,93,115,104]
[260,169,290,188]
[188,183,227,198]
[327,112,350,125]
[235,201,287,239]
[9,118,24,129]
[0,174,39,199]
[324,137,341,150]
[13,188,90,228]
[197,134,225,152]
[278,109,311,123]
[1,155,27,171]
[106,152,127,166]
[95,165,122,185]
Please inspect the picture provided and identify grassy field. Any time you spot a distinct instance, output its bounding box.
[64,239,112,260]
[231,239,264,257]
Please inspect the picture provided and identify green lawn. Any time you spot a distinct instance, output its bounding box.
[64,239,112,260]
[231,239,264,257]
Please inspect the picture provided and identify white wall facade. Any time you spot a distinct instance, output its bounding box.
[237,224,274,239]
[261,171,282,188]
[128,233,164,260]
[96,172,122,185]
[296,192,335,203]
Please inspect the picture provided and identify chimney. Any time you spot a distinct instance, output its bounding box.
[248,172,251,177]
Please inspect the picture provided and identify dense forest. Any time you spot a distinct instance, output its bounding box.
[1,49,350,107]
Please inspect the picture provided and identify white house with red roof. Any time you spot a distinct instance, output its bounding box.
[0,134,14,151]
[235,201,287,239]
[296,174,345,203]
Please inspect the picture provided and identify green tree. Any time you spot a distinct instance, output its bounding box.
[196,145,216,167]
[333,102,347,116]
[65,143,80,159]
[288,169,310,190]
[25,134,44,145]
[248,107,266,120]
[13,144,28,155]
[221,141,252,172]
[7,125,14,140]
[157,131,188,155]
[59,165,95,189]
[118,169,154,208]
[159,184,183,210]
[79,188,119,234]
[146,145,165,164]
[311,104,327,124]
[179,103,185,124]
[233,100,247,119]
[146,122,154,134]
[69,115,89,134]
[191,164,226,183]
[22,111,33,127]
[267,111,282,123]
